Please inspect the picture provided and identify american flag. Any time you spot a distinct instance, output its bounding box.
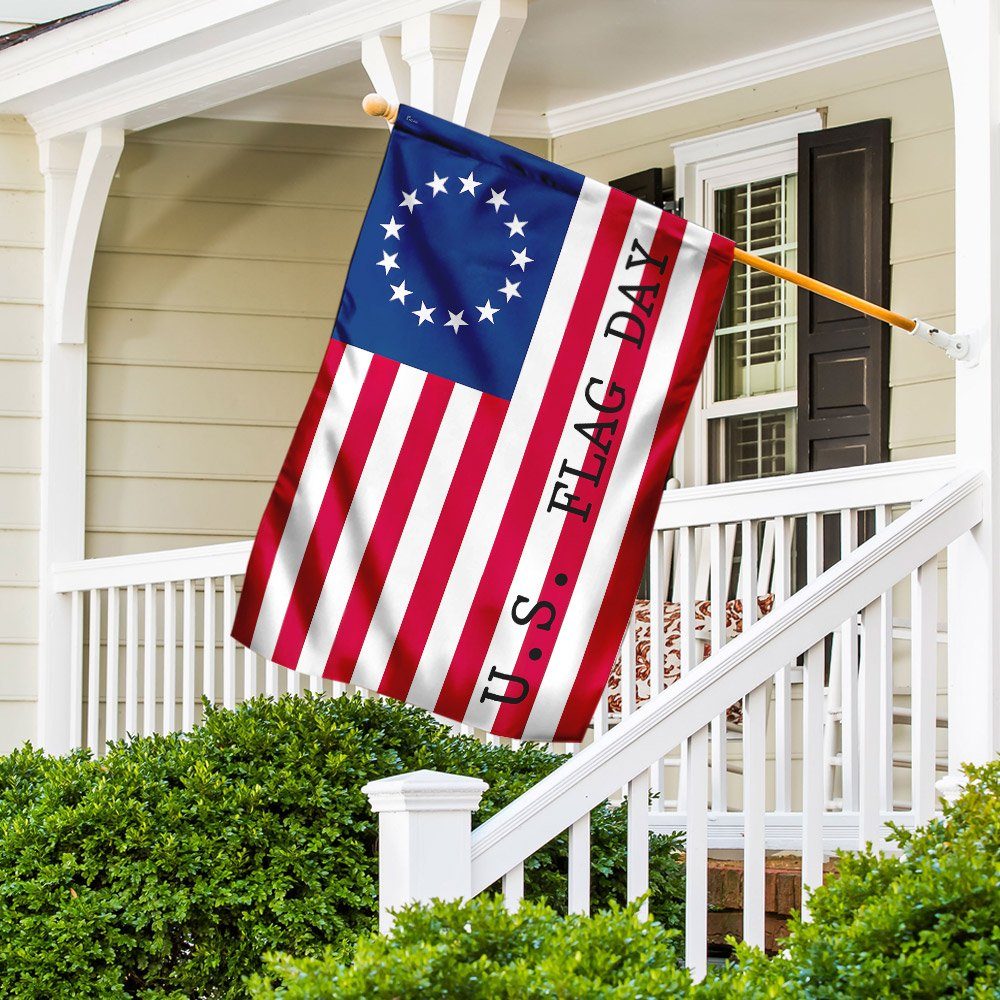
[233,105,733,743]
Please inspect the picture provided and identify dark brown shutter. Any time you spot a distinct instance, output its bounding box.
[610,168,664,208]
[796,120,891,471]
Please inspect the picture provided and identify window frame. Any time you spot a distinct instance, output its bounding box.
[670,109,823,487]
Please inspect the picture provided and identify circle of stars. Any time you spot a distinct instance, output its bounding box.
[376,169,532,334]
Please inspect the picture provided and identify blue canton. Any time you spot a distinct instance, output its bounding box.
[333,105,584,400]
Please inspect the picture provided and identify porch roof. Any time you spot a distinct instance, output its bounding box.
[0,2,129,52]
[0,0,938,141]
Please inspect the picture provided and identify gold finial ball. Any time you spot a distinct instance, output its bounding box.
[362,93,390,119]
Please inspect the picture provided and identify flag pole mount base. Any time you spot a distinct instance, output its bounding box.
[909,318,970,363]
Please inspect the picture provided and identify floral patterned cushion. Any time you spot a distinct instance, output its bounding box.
[606,595,775,726]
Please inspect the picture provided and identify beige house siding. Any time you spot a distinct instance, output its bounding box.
[0,115,43,748]
[552,36,956,465]
[86,118,549,559]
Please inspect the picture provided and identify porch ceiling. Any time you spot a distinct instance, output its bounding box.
[0,0,937,141]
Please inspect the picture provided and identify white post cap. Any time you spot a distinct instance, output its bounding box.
[363,769,489,813]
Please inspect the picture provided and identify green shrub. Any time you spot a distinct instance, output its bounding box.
[706,757,1000,999]
[250,896,694,999]
[252,758,1000,1000]
[0,694,682,999]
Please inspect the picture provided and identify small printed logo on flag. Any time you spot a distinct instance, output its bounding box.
[233,105,734,743]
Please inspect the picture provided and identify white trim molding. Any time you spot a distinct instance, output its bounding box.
[540,7,938,137]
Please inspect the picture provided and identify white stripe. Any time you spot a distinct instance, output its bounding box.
[295,365,429,676]
[461,200,666,732]
[524,224,713,740]
[406,178,611,710]
[349,383,482,691]
[251,345,373,659]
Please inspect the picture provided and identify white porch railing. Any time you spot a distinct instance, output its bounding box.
[53,455,956,782]
[363,466,981,977]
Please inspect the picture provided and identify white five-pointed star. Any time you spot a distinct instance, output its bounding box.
[444,310,468,333]
[377,250,400,274]
[413,301,435,325]
[458,171,481,195]
[499,278,521,301]
[381,216,404,239]
[504,214,528,238]
[486,188,509,212]
[476,300,500,324]
[510,247,533,270]
[389,279,411,304]
[400,189,422,212]
[426,172,449,196]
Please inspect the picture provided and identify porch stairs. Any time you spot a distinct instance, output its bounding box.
[364,468,983,978]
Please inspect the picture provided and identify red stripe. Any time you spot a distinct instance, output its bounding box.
[232,338,346,648]
[269,354,399,669]
[433,189,636,722]
[323,375,455,682]
[377,392,507,702]
[491,211,686,739]
[554,232,735,742]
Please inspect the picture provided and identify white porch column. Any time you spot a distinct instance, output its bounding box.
[933,0,1000,789]
[363,769,488,933]
[37,127,123,753]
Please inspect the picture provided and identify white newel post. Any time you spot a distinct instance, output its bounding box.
[933,0,1000,794]
[363,770,488,933]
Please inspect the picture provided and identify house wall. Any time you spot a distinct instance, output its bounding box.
[0,115,42,749]
[86,118,549,559]
[551,36,956,465]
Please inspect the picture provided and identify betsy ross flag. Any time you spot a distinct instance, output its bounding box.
[233,105,733,743]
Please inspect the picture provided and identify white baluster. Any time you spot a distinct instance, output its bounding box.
[182,579,195,731]
[243,645,257,700]
[502,862,524,912]
[622,605,637,720]
[840,509,859,811]
[567,813,591,915]
[266,660,279,698]
[773,516,793,811]
[287,668,302,696]
[70,590,83,750]
[649,528,666,808]
[801,511,825,919]
[223,576,236,710]
[858,599,882,848]
[106,586,120,748]
[124,584,138,736]
[87,589,101,752]
[709,522,727,812]
[678,525,696,805]
[143,583,156,736]
[911,555,939,822]
[309,671,324,694]
[627,768,650,919]
[685,725,709,979]
[875,504,895,813]
[203,576,215,708]
[740,520,765,949]
[163,582,176,734]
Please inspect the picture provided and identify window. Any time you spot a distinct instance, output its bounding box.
[708,172,798,483]
[670,110,822,487]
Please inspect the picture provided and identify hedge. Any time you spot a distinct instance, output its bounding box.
[0,693,683,999]
[252,757,1000,999]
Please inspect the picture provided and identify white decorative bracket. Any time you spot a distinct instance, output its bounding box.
[51,125,124,345]
[908,318,971,363]
[362,0,526,126]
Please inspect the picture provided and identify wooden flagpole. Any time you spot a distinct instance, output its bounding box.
[361,94,968,361]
